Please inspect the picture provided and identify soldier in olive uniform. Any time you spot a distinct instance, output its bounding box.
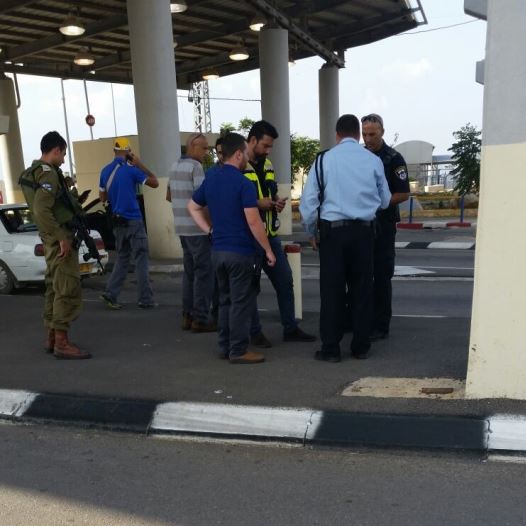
[19,131,91,359]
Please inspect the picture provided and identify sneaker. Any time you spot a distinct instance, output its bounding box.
[191,320,217,333]
[370,329,389,342]
[138,302,158,309]
[283,326,316,342]
[100,293,123,310]
[250,331,272,348]
[229,351,265,364]
[314,351,341,363]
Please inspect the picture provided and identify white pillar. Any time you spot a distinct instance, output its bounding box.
[127,0,181,258]
[319,64,339,151]
[259,28,292,235]
[465,0,526,399]
[0,76,25,204]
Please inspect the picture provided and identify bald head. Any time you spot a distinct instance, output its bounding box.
[186,133,209,163]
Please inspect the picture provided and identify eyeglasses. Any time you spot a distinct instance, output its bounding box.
[361,114,384,127]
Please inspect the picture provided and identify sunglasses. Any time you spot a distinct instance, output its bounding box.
[361,114,384,127]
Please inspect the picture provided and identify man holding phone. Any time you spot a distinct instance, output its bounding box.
[99,137,159,309]
[244,121,315,347]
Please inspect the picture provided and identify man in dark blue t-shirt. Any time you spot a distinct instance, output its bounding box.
[188,133,276,364]
[99,137,159,309]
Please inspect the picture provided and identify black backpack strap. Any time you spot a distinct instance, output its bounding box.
[314,150,328,226]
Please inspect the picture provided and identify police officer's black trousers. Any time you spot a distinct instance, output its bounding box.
[373,220,396,333]
[319,223,374,356]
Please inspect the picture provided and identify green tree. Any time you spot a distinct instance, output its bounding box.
[219,122,236,135]
[290,134,320,184]
[448,123,481,195]
[238,117,255,136]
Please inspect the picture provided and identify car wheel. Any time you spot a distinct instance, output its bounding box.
[0,262,15,294]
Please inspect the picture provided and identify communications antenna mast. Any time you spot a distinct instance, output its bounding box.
[192,81,212,133]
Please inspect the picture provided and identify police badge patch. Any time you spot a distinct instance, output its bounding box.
[395,167,408,181]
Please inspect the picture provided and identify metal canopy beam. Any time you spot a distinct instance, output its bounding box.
[244,0,345,67]
[0,0,35,14]
[4,14,128,60]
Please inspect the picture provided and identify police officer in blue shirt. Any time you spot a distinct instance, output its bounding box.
[361,114,410,341]
[300,115,391,362]
[99,137,159,309]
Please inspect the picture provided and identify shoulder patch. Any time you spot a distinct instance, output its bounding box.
[41,183,53,192]
[41,164,52,172]
[394,166,408,181]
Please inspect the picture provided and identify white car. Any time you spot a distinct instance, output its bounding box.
[0,203,108,294]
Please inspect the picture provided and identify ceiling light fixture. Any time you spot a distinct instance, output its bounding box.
[249,15,266,32]
[59,11,85,36]
[74,47,95,66]
[202,69,220,81]
[170,1,188,13]
[229,44,249,61]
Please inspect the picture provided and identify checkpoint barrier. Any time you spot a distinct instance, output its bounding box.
[284,243,302,320]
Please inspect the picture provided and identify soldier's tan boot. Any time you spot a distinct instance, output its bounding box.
[45,328,55,354]
[53,330,92,360]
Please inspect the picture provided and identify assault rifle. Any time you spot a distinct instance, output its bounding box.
[71,215,105,273]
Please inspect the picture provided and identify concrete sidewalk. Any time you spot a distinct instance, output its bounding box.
[1,273,525,452]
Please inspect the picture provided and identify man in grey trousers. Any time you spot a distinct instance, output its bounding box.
[168,133,215,333]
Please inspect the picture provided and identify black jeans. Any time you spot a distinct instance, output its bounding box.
[213,251,257,358]
[373,220,396,333]
[319,222,374,356]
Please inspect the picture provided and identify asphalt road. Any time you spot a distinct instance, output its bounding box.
[1,422,525,526]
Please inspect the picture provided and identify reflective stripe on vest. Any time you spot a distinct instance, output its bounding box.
[243,159,278,236]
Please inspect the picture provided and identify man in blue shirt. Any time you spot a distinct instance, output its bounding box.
[188,133,276,364]
[300,115,391,362]
[99,137,159,309]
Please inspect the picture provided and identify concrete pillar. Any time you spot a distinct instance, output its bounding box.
[259,28,292,235]
[0,76,25,204]
[127,0,181,258]
[319,64,339,151]
[465,0,526,399]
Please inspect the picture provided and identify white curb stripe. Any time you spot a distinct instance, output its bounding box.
[488,415,526,451]
[0,389,37,418]
[151,402,322,440]
[428,242,475,250]
[395,242,410,248]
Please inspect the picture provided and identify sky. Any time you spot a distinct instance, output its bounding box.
[0,0,487,180]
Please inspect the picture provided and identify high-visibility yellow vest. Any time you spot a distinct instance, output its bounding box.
[243,159,279,237]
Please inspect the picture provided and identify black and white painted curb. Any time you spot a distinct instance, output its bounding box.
[395,241,476,250]
[1,389,524,451]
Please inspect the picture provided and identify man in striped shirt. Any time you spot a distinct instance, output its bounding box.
[168,133,215,333]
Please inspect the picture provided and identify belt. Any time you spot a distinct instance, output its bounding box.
[322,219,374,228]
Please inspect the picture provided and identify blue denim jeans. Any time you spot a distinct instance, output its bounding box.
[105,220,153,305]
[250,235,297,336]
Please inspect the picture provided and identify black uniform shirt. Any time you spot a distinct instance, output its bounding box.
[374,142,410,223]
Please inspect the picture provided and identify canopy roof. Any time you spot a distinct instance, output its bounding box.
[0,0,426,88]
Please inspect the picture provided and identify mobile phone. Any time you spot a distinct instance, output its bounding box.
[125,153,133,162]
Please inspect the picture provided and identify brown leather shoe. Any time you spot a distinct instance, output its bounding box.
[250,331,272,348]
[182,314,193,331]
[44,328,55,354]
[53,330,92,360]
[229,351,265,364]
[191,320,217,333]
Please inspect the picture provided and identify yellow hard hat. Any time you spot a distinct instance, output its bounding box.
[114,137,131,151]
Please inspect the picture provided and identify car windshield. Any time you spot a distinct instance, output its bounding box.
[0,208,38,233]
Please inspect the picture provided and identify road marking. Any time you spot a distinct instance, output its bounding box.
[393,314,446,318]
[488,454,526,464]
[428,242,475,250]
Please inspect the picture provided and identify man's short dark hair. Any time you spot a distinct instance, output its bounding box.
[215,136,224,149]
[247,120,278,142]
[222,133,247,160]
[40,131,67,154]
[335,114,360,138]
